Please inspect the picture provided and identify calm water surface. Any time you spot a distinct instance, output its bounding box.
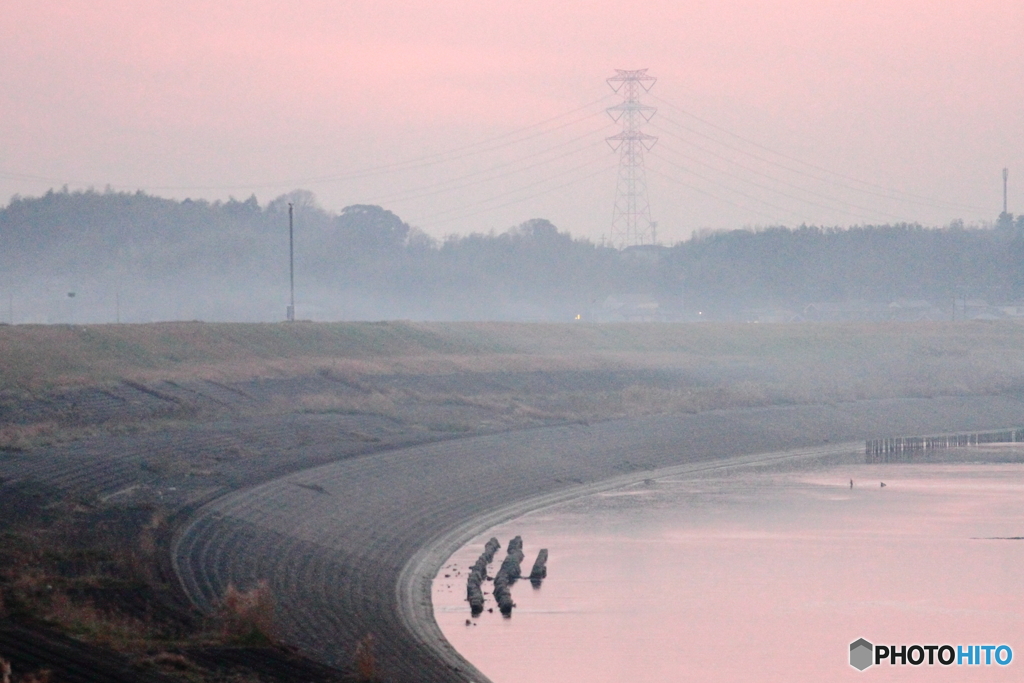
[433,457,1024,681]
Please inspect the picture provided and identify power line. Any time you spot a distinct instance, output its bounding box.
[648,125,912,223]
[649,150,807,220]
[414,157,616,227]
[285,103,612,189]
[0,94,616,194]
[646,166,781,223]
[648,93,988,214]
[415,154,612,222]
[418,163,618,230]
[2,81,996,234]
[653,112,975,216]
[362,124,609,206]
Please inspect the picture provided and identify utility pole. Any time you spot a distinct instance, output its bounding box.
[287,202,295,322]
[606,69,658,248]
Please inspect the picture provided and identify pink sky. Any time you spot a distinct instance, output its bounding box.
[2,1,1022,242]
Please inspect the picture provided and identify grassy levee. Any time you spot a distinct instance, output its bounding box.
[4,319,1024,454]
[3,319,1024,400]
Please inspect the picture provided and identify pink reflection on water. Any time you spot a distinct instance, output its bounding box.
[433,463,1024,682]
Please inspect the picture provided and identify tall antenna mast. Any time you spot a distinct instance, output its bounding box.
[1003,167,1009,216]
[606,69,658,248]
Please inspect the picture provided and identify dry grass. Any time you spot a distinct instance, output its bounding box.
[0,493,307,682]
[0,658,52,683]
[296,391,397,417]
[353,634,379,682]
[0,419,191,453]
[216,581,276,647]
[43,591,154,650]
[0,502,171,651]
[1,320,1023,395]
[135,651,199,673]
[0,422,64,451]
[4,322,1024,438]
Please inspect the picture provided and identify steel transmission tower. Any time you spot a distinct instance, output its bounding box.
[606,69,658,247]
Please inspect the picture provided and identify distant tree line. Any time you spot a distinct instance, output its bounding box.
[1,187,1023,323]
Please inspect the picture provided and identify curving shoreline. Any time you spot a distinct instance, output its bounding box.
[397,441,864,681]
[171,395,1024,682]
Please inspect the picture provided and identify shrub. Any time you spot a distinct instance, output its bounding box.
[217,581,276,646]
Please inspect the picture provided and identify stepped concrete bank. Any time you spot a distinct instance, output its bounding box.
[172,395,1024,683]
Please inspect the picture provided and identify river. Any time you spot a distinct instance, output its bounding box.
[433,448,1024,681]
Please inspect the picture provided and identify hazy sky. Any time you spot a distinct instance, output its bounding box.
[2,1,1022,243]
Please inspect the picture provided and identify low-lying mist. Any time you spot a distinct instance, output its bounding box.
[3,188,1023,324]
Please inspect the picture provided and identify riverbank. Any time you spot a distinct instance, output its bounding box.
[5,321,1024,681]
[172,396,1024,682]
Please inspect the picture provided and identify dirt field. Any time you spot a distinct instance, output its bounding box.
[3,321,1024,681]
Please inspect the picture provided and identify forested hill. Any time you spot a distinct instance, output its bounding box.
[2,188,1023,323]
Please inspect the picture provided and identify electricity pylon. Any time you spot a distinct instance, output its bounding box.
[606,69,658,247]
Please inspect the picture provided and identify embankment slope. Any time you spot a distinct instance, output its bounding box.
[173,394,1024,682]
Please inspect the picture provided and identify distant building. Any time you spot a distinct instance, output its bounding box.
[619,244,670,264]
[887,299,945,322]
[742,308,802,323]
